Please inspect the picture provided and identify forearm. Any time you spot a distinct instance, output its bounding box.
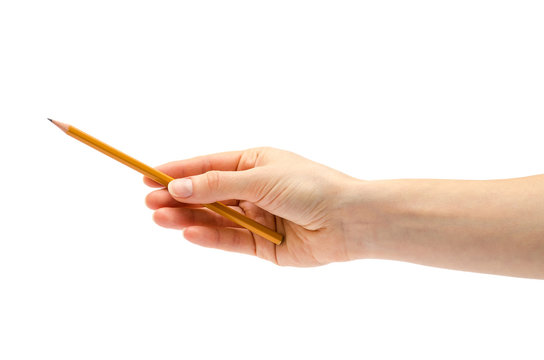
[345,176,544,278]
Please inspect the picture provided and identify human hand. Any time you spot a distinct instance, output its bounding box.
[144,147,367,266]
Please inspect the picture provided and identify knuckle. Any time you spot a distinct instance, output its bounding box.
[205,170,222,192]
[239,147,277,169]
[253,146,277,159]
[253,146,274,153]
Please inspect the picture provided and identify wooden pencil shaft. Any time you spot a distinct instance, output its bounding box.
[66,127,174,186]
[58,123,283,245]
[203,203,283,244]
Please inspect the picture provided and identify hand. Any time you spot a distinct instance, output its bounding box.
[144,147,366,266]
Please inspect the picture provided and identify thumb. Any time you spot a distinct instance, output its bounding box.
[167,170,260,204]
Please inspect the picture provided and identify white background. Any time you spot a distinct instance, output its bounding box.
[1,1,543,359]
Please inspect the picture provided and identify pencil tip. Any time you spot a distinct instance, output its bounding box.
[48,118,69,132]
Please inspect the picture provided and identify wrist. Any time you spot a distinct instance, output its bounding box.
[339,178,436,261]
[337,178,397,261]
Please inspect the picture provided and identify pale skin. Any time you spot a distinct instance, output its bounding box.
[143,147,544,279]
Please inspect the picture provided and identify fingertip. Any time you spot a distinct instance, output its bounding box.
[145,192,156,209]
[183,226,203,246]
[145,188,169,210]
[168,178,193,199]
[152,207,181,229]
[152,208,164,225]
[182,226,217,248]
[182,226,196,240]
[181,226,256,256]
[183,226,207,240]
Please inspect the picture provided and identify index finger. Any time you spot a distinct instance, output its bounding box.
[143,150,244,187]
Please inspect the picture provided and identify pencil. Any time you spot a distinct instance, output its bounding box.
[48,118,284,245]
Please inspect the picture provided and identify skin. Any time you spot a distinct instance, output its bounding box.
[144,147,544,279]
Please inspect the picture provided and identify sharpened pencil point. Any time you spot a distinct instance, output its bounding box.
[48,118,69,132]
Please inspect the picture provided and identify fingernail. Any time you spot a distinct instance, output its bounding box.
[169,178,193,198]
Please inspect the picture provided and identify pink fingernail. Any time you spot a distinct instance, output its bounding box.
[169,178,193,198]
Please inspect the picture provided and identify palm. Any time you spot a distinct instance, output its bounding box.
[238,200,341,267]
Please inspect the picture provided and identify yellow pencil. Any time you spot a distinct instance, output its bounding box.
[49,118,283,245]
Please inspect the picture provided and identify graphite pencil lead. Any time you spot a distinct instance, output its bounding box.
[48,118,69,132]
